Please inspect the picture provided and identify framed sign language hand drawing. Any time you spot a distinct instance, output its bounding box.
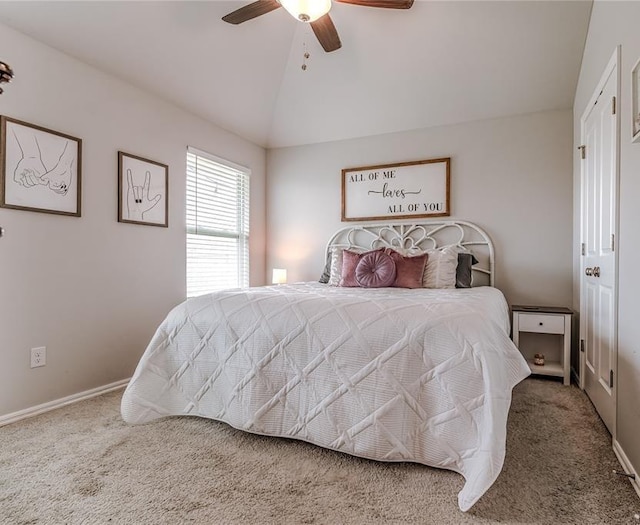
[118,151,168,227]
[341,157,450,222]
[0,116,82,216]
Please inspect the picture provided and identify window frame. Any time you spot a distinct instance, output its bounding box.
[186,146,250,297]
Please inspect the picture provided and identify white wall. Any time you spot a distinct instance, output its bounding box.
[572,1,640,479]
[267,109,573,308]
[0,23,266,417]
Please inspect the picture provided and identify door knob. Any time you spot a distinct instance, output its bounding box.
[585,267,593,276]
[593,266,601,277]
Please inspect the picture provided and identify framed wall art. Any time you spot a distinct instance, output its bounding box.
[632,57,640,144]
[0,116,82,216]
[341,157,450,222]
[118,151,168,227]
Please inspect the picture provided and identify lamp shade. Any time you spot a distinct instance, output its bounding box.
[272,268,287,285]
[279,0,331,22]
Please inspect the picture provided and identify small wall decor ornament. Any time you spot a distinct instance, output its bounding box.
[0,61,14,95]
[632,57,640,143]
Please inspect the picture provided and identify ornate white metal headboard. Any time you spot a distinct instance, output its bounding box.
[325,221,495,287]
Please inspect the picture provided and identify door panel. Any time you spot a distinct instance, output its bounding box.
[585,282,596,373]
[598,285,614,390]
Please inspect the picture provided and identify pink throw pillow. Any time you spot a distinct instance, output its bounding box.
[386,250,429,289]
[340,248,384,287]
[356,251,396,288]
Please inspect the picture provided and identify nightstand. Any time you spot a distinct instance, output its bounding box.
[511,305,573,385]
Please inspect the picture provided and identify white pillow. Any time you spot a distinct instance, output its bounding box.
[328,247,364,286]
[422,246,458,288]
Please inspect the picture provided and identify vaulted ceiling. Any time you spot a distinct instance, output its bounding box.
[0,1,592,148]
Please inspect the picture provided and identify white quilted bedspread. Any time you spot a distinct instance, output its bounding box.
[121,283,530,511]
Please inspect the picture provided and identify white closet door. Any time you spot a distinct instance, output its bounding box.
[580,50,619,434]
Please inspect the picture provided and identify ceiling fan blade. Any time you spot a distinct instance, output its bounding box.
[222,0,281,24]
[310,14,342,53]
[335,0,414,8]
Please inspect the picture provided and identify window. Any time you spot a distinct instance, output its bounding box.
[186,147,250,297]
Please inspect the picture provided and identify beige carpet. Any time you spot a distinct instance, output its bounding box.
[0,378,638,524]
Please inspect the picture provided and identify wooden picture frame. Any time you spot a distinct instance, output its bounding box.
[118,151,168,227]
[0,116,82,216]
[341,157,450,222]
[632,57,640,144]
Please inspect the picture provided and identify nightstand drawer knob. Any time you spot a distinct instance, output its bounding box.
[539,322,543,326]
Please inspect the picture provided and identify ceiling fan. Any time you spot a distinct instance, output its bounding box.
[222,0,414,53]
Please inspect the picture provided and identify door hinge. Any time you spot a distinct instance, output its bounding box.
[612,96,617,115]
[580,339,585,353]
[581,243,586,256]
[609,369,614,389]
[611,234,615,251]
[578,145,586,159]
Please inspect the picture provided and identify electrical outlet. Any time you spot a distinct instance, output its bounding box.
[30,347,46,368]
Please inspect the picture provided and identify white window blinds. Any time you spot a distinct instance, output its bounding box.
[186,147,250,297]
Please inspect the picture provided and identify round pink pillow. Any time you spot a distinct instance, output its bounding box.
[355,251,396,288]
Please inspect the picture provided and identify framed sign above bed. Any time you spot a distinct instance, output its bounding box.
[341,157,450,222]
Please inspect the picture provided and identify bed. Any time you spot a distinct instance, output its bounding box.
[121,221,530,511]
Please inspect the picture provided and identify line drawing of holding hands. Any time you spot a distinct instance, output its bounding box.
[126,169,161,221]
[11,125,75,196]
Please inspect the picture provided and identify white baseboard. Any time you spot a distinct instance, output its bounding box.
[0,378,130,427]
[613,438,640,500]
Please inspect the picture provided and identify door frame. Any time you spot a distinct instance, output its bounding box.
[578,46,620,437]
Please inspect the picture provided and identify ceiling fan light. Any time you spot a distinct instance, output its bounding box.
[279,0,331,23]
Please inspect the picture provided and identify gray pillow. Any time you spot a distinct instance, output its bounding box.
[318,250,331,284]
[456,252,479,288]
